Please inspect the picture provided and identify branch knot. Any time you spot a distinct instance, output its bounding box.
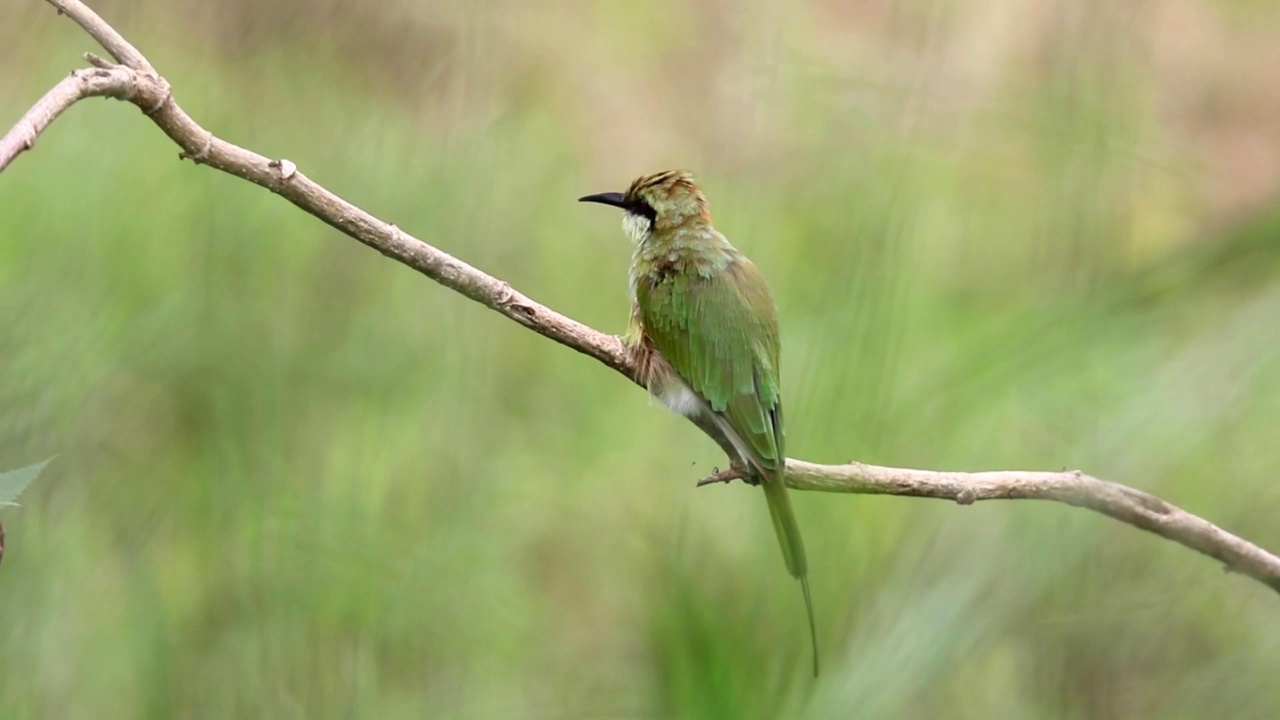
[178,132,214,164]
[140,76,172,116]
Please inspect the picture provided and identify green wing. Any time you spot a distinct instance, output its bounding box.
[636,255,784,472]
[638,254,819,675]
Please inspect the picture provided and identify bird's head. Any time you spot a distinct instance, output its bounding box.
[579,170,711,244]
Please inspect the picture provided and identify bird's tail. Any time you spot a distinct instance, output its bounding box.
[761,467,819,677]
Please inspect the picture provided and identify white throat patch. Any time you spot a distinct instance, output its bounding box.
[622,212,653,245]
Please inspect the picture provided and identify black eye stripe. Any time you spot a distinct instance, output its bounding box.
[628,199,656,223]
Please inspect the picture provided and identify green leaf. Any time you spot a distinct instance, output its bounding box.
[0,458,54,508]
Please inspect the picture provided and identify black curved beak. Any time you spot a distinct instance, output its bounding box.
[578,192,627,209]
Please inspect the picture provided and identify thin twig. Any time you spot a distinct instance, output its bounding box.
[3,0,1279,597]
[47,0,153,72]
[0,65,136,170]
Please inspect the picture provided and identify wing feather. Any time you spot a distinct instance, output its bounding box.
[636,255,783,471]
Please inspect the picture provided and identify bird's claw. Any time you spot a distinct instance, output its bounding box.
[695,462,754,487]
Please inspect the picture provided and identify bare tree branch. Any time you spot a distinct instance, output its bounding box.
[4,0,1279,596]
[49,0,154,72]
[0,64,137,169]
[705,461,1280,593]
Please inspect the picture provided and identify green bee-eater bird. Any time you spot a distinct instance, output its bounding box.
[580,169,818,676]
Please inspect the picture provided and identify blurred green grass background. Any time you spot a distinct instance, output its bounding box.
[3,0,1280,717]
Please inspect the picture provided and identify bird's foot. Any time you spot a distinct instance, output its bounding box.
[695,461,752,488]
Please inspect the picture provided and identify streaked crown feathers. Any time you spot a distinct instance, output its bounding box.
[578,169,715,244]
[624,170,711,228]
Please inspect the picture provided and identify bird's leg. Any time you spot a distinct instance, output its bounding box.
[695,460,753,487]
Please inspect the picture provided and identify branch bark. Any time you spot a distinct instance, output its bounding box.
[4,0,1280,595]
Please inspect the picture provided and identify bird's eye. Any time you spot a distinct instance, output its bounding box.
[628,199,657,224]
